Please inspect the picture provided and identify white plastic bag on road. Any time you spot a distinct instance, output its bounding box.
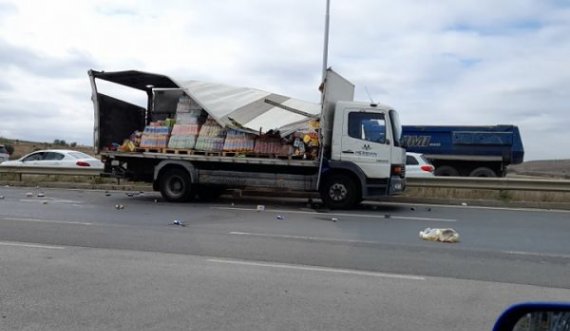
[419,228,460,243]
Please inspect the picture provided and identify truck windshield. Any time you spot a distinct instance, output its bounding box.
[389,109,402,147]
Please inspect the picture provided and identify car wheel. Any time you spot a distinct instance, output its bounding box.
[469,167,497,177]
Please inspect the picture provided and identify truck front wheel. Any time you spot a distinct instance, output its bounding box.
[159,168,194,202]
[320,174,360,210]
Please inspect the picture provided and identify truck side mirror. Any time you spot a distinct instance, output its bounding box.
[493,303,570,331]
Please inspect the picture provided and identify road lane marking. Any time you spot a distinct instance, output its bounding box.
[230,231,383,245]
[379,201,570,214]
[501,250,570,259]
[0,241,65,249]
[207,258,425,281]
[1,217,92,226]
[212,207,456,222]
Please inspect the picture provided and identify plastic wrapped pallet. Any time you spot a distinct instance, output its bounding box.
[140,122,170,149]
[223,129,256,152]
[168,135,197,149]
[171,124,201,136]
[254,135,282,155]
[195,117,226,152]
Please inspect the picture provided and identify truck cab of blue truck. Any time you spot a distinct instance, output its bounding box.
[401,125,524,177]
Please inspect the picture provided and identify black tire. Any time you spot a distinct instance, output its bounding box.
[196,185,226,202]
[469,167,497,177]
[159,168,193,202]
[320,173,360,210]
[434,165,460,177]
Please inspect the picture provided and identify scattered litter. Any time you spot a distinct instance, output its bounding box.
[4,185,9,187]
[114,204,125,210]
[126,193,134,197]
[331,217,338,222]
[42,201,48,205]
[276,215,285,220]
[37,192,45,198]
[0,195,5,200]
[105,193,112,197]
[231,202,235,206]
[410,207,415,211]
[426,208,431,212]
[172,220,186,227]
[461,202,468,206]
[384,214,391,219]
[154,199,158,203]
[419,228,460,243]
[26,192,33,197]
[256,205,265,212]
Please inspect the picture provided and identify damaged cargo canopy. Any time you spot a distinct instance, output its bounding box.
[89,69,320,134]
[173,80,321,133]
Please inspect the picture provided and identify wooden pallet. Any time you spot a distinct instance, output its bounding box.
[136,147,163,153]
[192,150,222,156]
[163,148,193,155]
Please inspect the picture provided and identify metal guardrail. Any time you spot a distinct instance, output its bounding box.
[1,166,570,192]
[407,177,570,192]
[0,166,102,181]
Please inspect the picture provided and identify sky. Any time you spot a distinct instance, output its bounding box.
[0,0,569,160]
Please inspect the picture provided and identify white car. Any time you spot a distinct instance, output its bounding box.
[0,149,103,169]
[406,152,434,178]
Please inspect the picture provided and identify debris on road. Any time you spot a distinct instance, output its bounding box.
[154,199,158,203]
[126,193,134,197]
[26,192,33,197]
[105,193,112,197]
[426,207,432,212]
[419,228,460,243]
[331,217,338,222]
[276,215,285,220]
[114,204,125,210]
[256,205,265,212]
[37,192,45,198]
[0,195,4,200]
[42,201,48,205]
[461,202,468,206]
[384,214,391,219]
[172,220,186,227]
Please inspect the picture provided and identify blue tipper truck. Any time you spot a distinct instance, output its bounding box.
[401,125,524,177]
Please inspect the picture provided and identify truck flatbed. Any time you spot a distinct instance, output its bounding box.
[102,151,320,168]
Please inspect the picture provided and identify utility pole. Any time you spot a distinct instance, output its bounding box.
[322,0,331,83]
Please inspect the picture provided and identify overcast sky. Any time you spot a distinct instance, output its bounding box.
[0,0,568,160]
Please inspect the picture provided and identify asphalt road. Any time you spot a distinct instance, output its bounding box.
[1,186,569,330]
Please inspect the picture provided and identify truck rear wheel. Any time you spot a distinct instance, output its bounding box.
[320,174,360,210]
[434,165,459,176]
[159,168,194,202]
[469,167,497,177]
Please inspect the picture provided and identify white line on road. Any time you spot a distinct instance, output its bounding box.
[1,217,92,226]
[230,231,382,245]
[207,258,425,281]
[212,207,456,222]
[0,241,65,249]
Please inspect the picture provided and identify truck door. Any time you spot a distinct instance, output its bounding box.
[339,110,391,178]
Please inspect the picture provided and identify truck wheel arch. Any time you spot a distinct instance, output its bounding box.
[154,160,197,183]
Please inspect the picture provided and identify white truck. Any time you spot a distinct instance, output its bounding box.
[88,69,406,209]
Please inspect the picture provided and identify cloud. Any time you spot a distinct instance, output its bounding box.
[0,0,569,160]
[0,39,98,78]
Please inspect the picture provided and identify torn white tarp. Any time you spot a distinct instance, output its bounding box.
[173,80,321,133]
